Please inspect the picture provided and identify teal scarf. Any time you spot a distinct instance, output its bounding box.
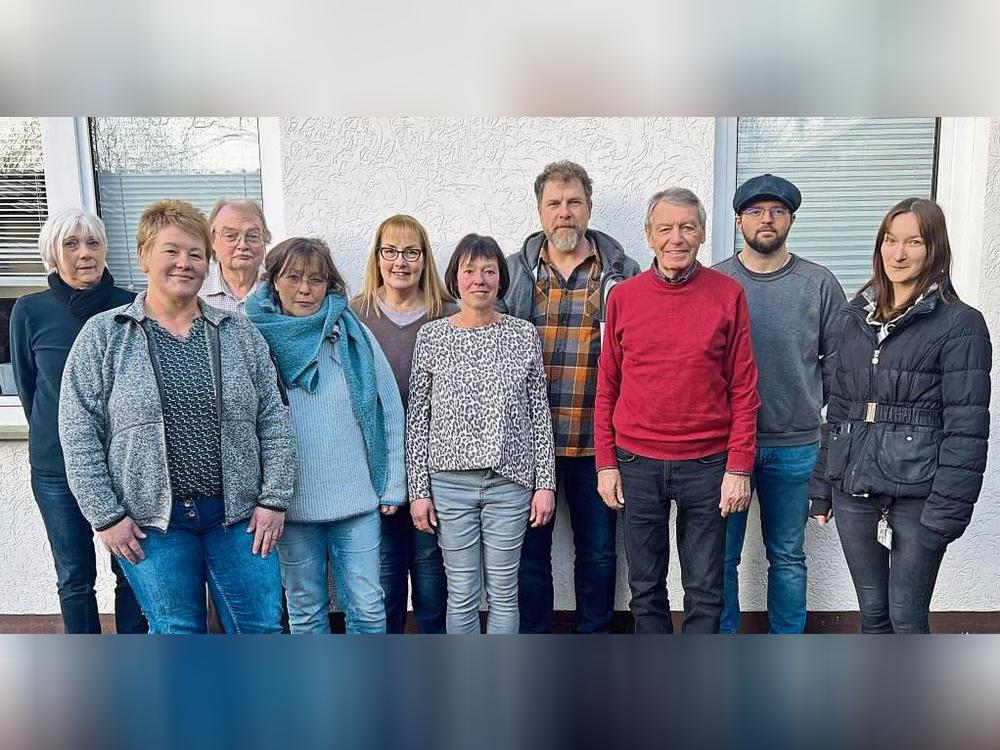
[246,286,388,495]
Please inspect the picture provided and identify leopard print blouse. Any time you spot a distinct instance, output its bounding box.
[405,315,557,499]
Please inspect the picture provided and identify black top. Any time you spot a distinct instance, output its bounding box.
[145,317,224,502]
[10,271,135,477]
[810,282,992,548]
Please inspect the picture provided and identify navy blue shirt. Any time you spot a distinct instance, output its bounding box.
[10,281,135,477]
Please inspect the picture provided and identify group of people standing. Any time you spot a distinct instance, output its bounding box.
[11,160,991,635]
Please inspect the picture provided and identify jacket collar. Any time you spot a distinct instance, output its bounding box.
[115,290,231,327]
[521,228,630,277]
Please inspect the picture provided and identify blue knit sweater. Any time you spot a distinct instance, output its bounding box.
[286,330,406,523]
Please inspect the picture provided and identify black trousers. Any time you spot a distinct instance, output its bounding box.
[832,489,946,633]
[617,448,728,634]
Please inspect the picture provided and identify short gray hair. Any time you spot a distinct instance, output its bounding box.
[37,209,108,273]
[207,197,271,245]
[644,188,706,230]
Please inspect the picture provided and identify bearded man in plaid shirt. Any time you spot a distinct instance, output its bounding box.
[499,161,641,633]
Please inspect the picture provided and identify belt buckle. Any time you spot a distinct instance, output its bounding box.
[864,402,878,423]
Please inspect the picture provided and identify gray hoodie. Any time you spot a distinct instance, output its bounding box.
[58,293,297,532]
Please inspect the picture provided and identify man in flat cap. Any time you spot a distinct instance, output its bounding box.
[713,174,846,633]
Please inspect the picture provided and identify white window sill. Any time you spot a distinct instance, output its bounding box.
[0,398,28,440]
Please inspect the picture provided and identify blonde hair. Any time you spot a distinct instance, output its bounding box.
[353,214,454,319]
[38,209,107,273]
[135,200,213,261]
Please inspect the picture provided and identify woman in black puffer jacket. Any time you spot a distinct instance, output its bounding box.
[810,197,991,633]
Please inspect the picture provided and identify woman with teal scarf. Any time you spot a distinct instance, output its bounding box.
[247,237,406,634]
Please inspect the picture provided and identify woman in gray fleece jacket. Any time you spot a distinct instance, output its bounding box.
[58,200,297,634]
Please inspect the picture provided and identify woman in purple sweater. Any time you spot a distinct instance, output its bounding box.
[351,214,457,633]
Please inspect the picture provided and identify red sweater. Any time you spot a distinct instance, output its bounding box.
[595,265,760,472]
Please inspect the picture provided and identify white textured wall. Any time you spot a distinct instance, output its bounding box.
[2,116,997,616]
[0,442,115,614]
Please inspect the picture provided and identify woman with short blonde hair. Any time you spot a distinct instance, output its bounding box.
[59,199,296,633]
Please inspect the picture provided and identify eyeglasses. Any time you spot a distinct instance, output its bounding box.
[217,229,265,246]
[742,206,791,220]
[379,246,423,262]
[278,272,328,288]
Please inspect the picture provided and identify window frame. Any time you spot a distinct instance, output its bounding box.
[711,116,989,309]
[0,116,286,437]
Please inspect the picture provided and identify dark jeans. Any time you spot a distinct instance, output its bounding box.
[617,448,728,634]
[832,489,946,634]
[380,506,448,633]
[30,471,147,634]
[518,456,618,633]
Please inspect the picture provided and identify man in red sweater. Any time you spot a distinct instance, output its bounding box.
[595,187,760,634]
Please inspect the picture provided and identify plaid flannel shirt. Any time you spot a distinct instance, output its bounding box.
[532,245,602,457]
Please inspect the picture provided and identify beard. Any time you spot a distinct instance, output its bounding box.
[546,227,580,253]
[743,226,790,255]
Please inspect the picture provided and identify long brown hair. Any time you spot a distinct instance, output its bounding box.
[860,197,958,321]
[353,214,454,319]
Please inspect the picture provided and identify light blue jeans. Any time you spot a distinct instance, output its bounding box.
[721,442,821,634]
[430,470,531,634]
[277,510,386,634]
[120,497,282,634]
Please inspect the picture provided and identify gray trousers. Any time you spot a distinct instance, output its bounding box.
[429,470,531,634]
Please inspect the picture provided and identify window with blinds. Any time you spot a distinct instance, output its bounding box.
[0,117,48,287]
[90,117,264,290]
[735,118,938,295]
[0,117,48,381]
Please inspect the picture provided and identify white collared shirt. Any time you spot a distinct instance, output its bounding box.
[198,262,262,315]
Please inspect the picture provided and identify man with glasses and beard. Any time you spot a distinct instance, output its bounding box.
[713,174,846,633]
[500,161,641,633]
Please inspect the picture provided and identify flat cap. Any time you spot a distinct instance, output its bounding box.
[733,173,801,214]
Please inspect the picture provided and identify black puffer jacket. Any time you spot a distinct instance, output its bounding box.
[810,282,992,547]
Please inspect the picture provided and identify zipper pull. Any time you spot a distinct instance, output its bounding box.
[871,348,880,365]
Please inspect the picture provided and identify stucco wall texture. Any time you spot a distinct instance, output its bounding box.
[1,117,996,616]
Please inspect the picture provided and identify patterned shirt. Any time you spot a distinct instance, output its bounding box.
[532,244,602,456]
[145,317,224,502]
[405,315,556,499]
[199,262,262,314]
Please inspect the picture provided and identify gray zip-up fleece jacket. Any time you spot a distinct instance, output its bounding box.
[497,228,642,326]
[58,293,297,532]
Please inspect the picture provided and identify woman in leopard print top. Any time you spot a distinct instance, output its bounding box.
[405,234,556,633]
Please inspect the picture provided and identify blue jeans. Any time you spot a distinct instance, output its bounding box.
[380,507,447,634]
[31,471,146,634]
[119,498,282,634]
[518,456,617,633]
[430,470,531,634]
[721,442,820,634]
[278,511,386,634]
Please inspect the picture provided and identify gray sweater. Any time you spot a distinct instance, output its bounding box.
[58,294,298,532]
[713,253,845,446]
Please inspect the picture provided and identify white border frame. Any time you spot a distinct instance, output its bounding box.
[257,117,286,244]
[710,117,739,264]
[935,117,990,308]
